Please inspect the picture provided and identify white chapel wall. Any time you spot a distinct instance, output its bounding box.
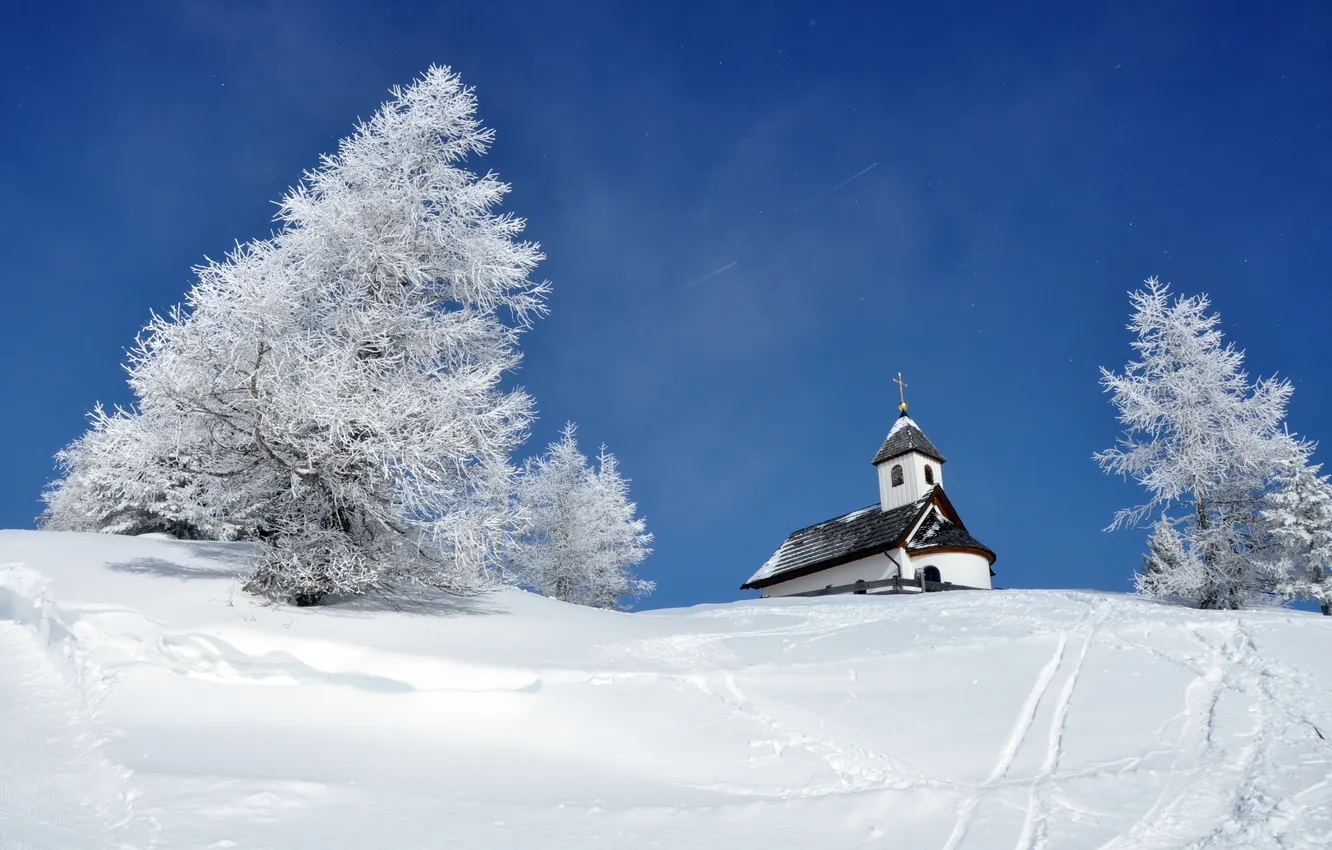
[761,546,991,597]
[902,549,992,589]
[760,551,902,597]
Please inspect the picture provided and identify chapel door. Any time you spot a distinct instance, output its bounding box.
[921,566,941,590]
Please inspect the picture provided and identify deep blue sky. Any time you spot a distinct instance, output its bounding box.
[2,1,1329,609]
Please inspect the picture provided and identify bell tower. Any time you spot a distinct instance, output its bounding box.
[872,374,946,511]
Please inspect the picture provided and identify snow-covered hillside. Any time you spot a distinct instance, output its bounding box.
[1,531,1329,849]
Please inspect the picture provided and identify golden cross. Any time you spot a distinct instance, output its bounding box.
[893,372,908,407]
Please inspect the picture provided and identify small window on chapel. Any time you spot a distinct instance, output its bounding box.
[891,464,904,486]
[924,464,935,485]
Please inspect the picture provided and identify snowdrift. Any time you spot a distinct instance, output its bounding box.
[0,530,1329,849]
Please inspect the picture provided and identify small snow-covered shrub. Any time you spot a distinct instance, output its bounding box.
[515,424,654,609]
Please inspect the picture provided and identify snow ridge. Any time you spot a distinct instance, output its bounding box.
[0,565,155,848]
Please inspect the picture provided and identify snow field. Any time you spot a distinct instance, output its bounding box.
[0,530,1330,848]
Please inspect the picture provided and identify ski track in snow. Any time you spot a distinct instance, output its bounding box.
[0,622,149,850]
[936,601,1326,850]
[633,593,1325,850]
[1184,620,1331,850]
[1091,617,1326,850]
[1017,604,1104,850]
[942,629,1070,850]
[1094,622,1241,850]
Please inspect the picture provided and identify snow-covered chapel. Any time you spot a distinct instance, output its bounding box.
[742,382,996,598]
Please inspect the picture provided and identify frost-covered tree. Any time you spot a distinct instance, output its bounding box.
[1096,279,1296,609]
[1135,517,1200,599]
[1258,446,1332,615]
[581,445,656,608]
[42,405,277,541]
[51,67,548,605]
[42,406,212,539]
[515,424,654,609]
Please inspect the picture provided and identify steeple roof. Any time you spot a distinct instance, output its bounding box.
[872,412,946,466]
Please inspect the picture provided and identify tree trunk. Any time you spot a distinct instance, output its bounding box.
[1195,498,1222,610]
[1193,498,1244,610]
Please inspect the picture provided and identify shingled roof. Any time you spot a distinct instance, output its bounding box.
[908,509,996,563]
[742,493,933,590]
[871,413,946,466]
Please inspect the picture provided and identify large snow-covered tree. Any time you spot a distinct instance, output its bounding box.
[1096,279,1296,609]
[50,67,548,605]
[515,424,654,609]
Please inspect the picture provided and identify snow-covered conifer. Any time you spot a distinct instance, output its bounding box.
[52,67,548,605]
[516,424,654,609]
[1096,279,1296,609]
[1135,518,1198,599]
[1258,445,1332,615]
[582,444,656,608]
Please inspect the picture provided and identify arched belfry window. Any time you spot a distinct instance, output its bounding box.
[890,464,904,487]
[924,464,935,485]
